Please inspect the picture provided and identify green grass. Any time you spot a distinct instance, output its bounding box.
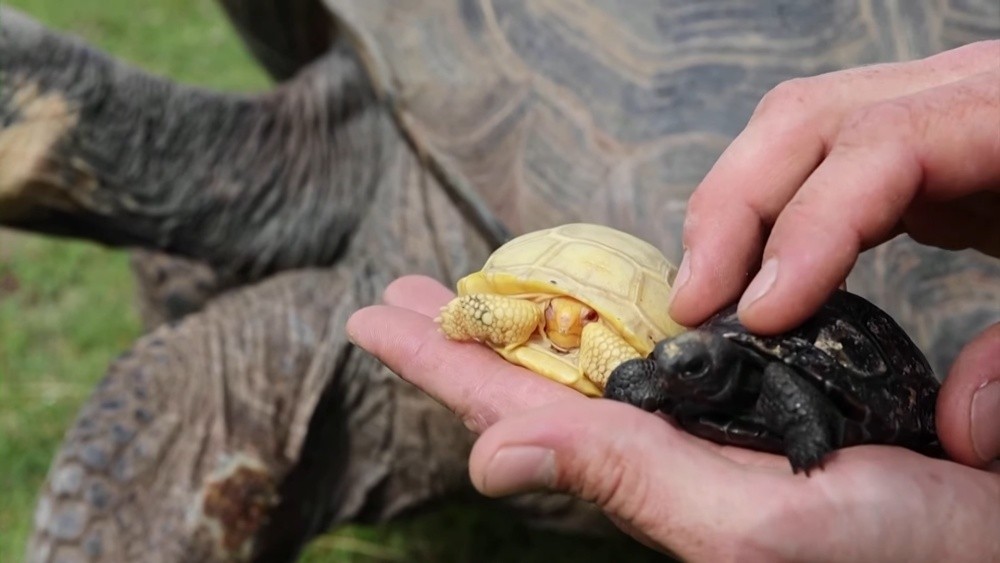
[0,2,265,560]
[0,232,142,559]
[0,3,665,561]
[3,0,269,91]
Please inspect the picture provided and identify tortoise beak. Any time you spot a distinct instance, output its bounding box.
[639,395,659,412]
[603,357,665,411]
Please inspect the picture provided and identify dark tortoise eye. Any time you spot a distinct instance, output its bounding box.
[679,357,708,380]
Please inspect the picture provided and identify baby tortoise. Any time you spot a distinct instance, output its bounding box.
[604,290,944,474]
[438,223,685,396]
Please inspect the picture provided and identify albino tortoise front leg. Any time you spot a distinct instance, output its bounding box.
[437,294,544,350]
[578,322,643,389]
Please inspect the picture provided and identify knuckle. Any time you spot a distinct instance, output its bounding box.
[779,195,827,230]
[557,434,625,505]
[460,378,503,432]
[556,416,658,524]
[457,406,493,434]
[752,77,816,120]
[749,77,831,153]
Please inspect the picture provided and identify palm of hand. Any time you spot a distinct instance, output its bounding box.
[347,276,1000,562]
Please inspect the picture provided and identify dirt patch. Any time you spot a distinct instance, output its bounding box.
[0,270,19,298]
[0,230,24,298]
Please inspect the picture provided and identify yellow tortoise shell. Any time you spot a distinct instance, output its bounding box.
[457,223,686,394]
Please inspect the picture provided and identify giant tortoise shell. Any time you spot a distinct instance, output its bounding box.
[1,1,997,562]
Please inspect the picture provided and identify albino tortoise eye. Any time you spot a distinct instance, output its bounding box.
[583,308,599,322]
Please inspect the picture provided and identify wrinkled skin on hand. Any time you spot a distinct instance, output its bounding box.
[348,41,1000,562]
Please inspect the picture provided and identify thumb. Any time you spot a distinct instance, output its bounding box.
[936,322,1000,467]
[466,399,748,558]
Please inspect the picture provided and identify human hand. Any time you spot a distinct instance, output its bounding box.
[668,40,1000,335]
[347,275,1000,562]
[668,40,1000,470]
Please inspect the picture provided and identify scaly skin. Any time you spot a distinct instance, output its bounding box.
[578,322,643,388]
[438,293,642,390]
[437,294,544,350]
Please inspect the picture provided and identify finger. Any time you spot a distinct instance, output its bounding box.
[345,304,583,433]
[736,71,1000,333]
[381,274,455,317]
[937,323,1000,467]
[467,399,767,561]
[671,40,1000,326]
[470,398,1000,560]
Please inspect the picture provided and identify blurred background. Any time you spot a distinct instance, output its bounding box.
[0,2,663,561]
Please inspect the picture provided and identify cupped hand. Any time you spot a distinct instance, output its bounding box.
[669,39,1000,470]
[668,39,1000,334]
[347,275,1000,562]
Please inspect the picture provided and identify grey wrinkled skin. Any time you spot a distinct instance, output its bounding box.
[2,1,998,561]
[129,250,221,329]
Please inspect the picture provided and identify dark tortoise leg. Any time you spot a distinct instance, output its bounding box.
[756,362,845,474]
[676,413,785,455]
[129,250,225,330]
[216,0,336,82]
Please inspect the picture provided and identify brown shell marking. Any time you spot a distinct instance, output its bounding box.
[198,455,279,559]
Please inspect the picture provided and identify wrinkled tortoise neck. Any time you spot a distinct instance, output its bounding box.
[0,7,391,279]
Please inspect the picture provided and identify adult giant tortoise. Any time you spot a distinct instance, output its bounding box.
[1,1,998,562]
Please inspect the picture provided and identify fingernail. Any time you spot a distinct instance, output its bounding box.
[971,381,1000,462]
[668,250,692,306]
[480,446,555,496]
[739,258,778,313]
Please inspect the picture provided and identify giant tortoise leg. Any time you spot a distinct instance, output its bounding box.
[128,250,225,330]
[0,8,393,280]
[25,268,611,563]
[131,0,345,331]
[215,0,336,81]
[756,363,846,475]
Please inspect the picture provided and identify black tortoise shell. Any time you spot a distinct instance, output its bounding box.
[701,290,941,441]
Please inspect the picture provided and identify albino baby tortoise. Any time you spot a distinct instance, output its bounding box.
[438,223,685,396]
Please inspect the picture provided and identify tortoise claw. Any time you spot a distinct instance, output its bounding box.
[785,432,831,476]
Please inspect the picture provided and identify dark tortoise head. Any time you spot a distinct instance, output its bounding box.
[655,331,739,400]
[605,329,756,409]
